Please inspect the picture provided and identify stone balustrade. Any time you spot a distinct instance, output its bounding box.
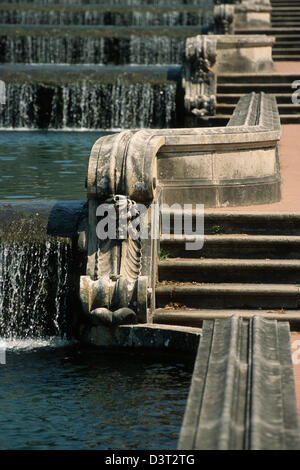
[80,92,281,327]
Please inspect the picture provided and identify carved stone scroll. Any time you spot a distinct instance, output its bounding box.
[80,130,165,326]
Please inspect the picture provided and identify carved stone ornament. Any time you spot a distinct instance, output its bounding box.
[214,4,235,34]
[183,35,217,117]
[80,130,163,326]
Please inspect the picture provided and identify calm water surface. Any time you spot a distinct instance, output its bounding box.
[0,340,193,450]
[0,131,111,200]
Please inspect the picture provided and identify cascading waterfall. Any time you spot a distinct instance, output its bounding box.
[0,9,212,27]
[0,0,212,5]
[0,0,214,131]
[0,239,73,338]
[129,35,185,65]
[0,33,189,65]
[0,80,177,129]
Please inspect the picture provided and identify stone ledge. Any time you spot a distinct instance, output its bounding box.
[79,322,202,353]
[213,34,275,47]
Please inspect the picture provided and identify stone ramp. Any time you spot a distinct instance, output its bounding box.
[178,315,300,450]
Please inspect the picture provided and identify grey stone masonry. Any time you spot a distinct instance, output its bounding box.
[80,92,281,326]
[183,34,274,118]
[178,315,300,450]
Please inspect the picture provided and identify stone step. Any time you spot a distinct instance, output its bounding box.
[216,103,300,115]
[153,308,300,327]
[273,55,300,60]
[217,83,295,94]
[272,19,300,22]
[272,20,300,24]
[274,42,300,48]
[218,73,300,84]
[272,22,300,26]
[161,209,300,235]
[271,2,300,4]
[160,235,300,259]
[272,7,300,11]
[273,114,300,123]
[155,283,300,309]
[158,258,300,283]
[236,28,300,35]
[271,2,300,6]
[217,93,292,104]
[207,114,300,125]
[273,35,300,41]
[273,48,300,55]
[272,13,300,15]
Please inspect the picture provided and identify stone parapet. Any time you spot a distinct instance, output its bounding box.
[80,92,281,328]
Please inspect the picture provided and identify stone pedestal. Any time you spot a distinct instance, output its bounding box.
[215,35,275,72]
[183,34,275,118]
[234,1,272,28]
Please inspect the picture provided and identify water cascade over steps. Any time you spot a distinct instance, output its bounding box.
[0,0,214,129]
[0,239,71,337]
[0,0,214,335]
[0,201,86,338]
[0,71,178,129]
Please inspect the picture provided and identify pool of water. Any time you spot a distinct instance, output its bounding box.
[0,339,193,450]
[0,130,193,450]
[0,130,111,200]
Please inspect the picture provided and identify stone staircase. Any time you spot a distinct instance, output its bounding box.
[208,0,300,125]
[271,0,300,60]
[214,73,300,125]
[236,0,300,61]
[153,211,300,328]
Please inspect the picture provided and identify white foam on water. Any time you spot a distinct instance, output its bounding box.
[0,336,76,351]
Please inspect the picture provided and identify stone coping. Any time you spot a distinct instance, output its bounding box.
[235,3,272,13]
[211,34,275,47]
[87,93,281,204]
